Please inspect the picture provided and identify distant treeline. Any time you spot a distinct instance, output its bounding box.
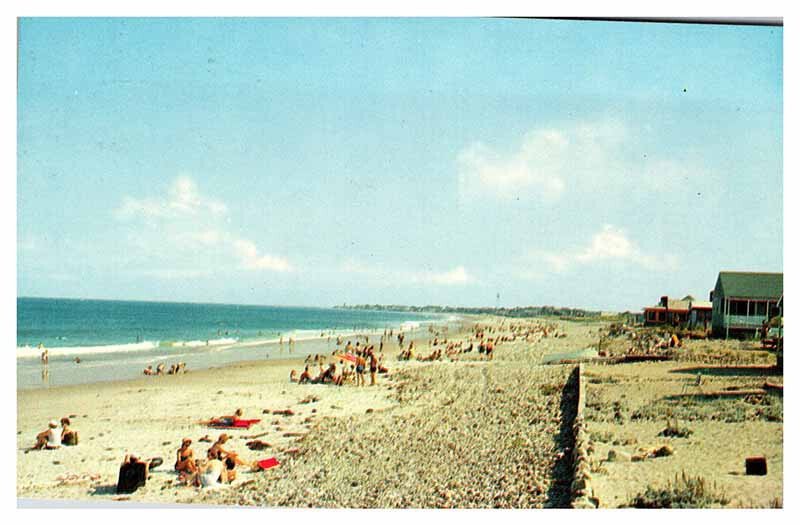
[335,304,607,319]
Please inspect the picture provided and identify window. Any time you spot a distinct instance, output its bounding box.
[754,301,766,317]
[729,300,749,316]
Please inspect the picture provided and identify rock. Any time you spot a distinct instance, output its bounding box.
[607,449,631,462]
[366,408,374,414]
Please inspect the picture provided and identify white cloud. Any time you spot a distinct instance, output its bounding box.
[233,239,293,272]
[414,265,473,285]
[116,175,227,220]
[457,119,704,203]
[115,175,292,276]
[339,259,474,286]
[522,224,676,276]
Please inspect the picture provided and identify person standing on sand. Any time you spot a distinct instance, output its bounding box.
[368,349,378,386]
[39,344,48,365]
[355,354,366,387]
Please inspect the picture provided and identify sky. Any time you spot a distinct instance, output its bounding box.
[16,18,783,311]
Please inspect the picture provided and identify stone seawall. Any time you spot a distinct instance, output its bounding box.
[570,364,598,508]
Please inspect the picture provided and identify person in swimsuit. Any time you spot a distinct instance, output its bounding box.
[175,438,197,480]
[355,355,366,387]
[208,434,247,481]
[210,408,243,427]
[368,349,378,386]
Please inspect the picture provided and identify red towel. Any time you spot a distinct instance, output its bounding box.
[258,457,280,470]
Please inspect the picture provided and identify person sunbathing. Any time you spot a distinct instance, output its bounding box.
[175,438,197,481]
[209,408,243,427]
[33,420,61,450]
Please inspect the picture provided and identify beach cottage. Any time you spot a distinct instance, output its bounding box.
[711,271,783,338]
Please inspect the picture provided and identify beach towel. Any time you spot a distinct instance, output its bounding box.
[337,353,358,364]
[257,457,280,470]
[209,418,261,429]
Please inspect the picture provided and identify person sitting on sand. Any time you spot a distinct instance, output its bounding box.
[310,363,338,385]
[197,453,228,488]
[208,434,248,481]
[33,420,61,450]
[175,438,197,480]
[60,417,78,446]
[290,366,312,384]
[156,363,165,375]
[143,365,154,376]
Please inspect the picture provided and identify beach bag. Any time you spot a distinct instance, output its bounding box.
[116,462,147,494]
[62,431,79,446]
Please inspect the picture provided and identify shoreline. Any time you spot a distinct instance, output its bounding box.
[18,315,474,391]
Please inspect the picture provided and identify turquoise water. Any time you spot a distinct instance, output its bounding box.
[17,297,447,389]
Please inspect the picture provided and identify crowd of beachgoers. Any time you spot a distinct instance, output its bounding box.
[21,318,571,500]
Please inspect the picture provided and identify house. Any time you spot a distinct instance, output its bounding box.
[688,299,712,330]
[711,271,783,338]
[643,296,691,326]
[643,294,712,329]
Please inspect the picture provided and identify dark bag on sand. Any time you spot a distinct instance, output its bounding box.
[116,462,147,494]
[62,432,79,446]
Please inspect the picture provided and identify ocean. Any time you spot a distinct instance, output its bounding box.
[17,297,450,390]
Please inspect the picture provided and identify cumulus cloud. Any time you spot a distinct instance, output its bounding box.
[116,175,292,276]
[233,239,293,272]
[523,224,676,276]
[116,175,227,220]
[457,119,704,203]
[340,259,474,286]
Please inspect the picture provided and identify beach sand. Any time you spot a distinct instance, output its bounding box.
[17,318,783,508]
[18,317,595,507]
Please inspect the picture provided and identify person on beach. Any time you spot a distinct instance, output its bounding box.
[355,354,366,387]
[143,365,154,376]
[197,454,228,487]
[208,434,248,481]
[33,420,61,450]
[175,438,197,480]
[211,408,243,427]
[368,349,378,386]
[290,366,312,384]
[156,363,165,375]
[60,417,78,446]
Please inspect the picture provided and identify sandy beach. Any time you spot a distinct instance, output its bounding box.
[17,318,783,508]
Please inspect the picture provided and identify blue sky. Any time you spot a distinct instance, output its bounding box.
[17,18,783,311]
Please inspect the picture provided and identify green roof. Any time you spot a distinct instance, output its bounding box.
[717,272,783,299]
